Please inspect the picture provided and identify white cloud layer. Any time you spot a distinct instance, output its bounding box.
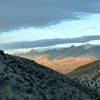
[80,25,95,29]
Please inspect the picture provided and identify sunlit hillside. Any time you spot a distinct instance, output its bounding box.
[34,55,95,74]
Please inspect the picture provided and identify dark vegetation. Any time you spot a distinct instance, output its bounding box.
[67,60,100,100]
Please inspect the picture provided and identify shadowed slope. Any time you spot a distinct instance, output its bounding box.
[67,60,100,99]
[67,60,100,77]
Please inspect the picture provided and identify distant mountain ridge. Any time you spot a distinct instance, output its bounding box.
[14,44,99,60]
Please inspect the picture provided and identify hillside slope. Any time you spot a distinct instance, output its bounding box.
[67,60,100,99]
[0,50,93,100]
[34,55,95,74]
[67,60,100,77]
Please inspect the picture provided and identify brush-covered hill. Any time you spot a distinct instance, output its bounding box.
[67,60,100,99]
[0,50,93,100]
[67,60,100,77]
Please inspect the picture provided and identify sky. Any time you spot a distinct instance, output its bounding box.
[0,0,100,49]
[1,14,100,44]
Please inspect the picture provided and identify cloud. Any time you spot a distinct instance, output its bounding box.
[80,25,96,29]
[1,35,100,50]
[0,0,100,31]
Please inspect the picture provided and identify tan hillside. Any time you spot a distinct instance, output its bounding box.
[34,55,95,74]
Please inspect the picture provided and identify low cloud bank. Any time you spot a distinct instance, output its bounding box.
[0,35,100,50]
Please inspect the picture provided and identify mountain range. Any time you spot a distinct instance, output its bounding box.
[13,44,100,60]
[13,44,100,74]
